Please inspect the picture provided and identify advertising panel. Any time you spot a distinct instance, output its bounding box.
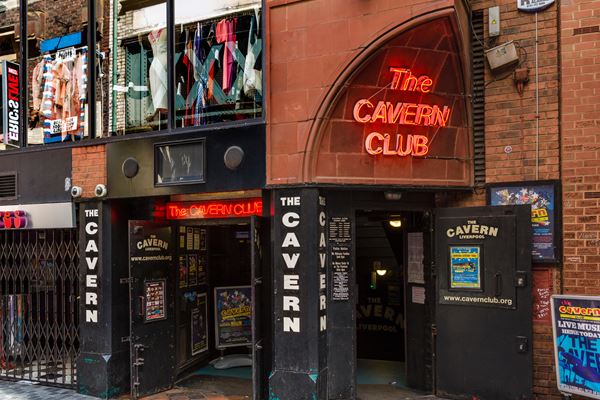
[551,295,600,399]
[214,286,252,349]
[489,181,559,262]
[191,293,208,355]
[449,246,481,289]
[1,61,20,147]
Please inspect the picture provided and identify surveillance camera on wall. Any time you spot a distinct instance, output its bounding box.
[95,184,108,198]
[71,186,83,198]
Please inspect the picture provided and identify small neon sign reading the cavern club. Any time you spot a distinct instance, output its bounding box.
[166,198,263,220]
[352,67,452,158]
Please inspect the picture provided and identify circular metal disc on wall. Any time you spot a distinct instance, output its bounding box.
[224,146,245,170]
[122,157,139,178]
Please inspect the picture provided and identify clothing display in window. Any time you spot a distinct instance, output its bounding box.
[148,29,168,112]
[31,48,89,143]
[172,11,263,128]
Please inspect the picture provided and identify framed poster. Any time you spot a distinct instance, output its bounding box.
[197,254,207,284]
[178,256,188,288]
[214,286,252,349]
[144,279,166,322]
[449,246,482,290]
[488,180,560,263]
[191,293,208,356]
[188,254,198,286]
[551,295,600,399]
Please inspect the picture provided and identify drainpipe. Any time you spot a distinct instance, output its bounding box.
[111,0,118,134]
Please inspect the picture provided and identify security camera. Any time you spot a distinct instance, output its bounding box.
[95,184,108,198]
[71,186,83,198]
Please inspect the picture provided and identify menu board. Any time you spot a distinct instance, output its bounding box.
[191,293,208,355]
[144,280,166,322]
[214,286,252,349]
[329,217,352,301]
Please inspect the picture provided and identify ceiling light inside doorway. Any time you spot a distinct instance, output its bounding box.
[388,220,402,228]
[376,269,387,276]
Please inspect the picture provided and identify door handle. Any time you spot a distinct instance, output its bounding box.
[494,272,502,297]
[138,296,145,317]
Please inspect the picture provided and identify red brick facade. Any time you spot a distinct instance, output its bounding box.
[267,0,568,398]
[561,1,600,396]
[72,144,107,199]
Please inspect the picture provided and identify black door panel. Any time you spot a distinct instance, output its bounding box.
[435,206,532,400]
[129,221,176,399]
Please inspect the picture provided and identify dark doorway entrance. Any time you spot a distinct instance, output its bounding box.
[128,216,270,399]
[355,211,432,399]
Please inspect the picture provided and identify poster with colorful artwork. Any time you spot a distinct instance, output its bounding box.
[449,246,481,289]
[551,295,600,399]
[214,286,252,349]
[489,182,559,262]
[191,293,208,356]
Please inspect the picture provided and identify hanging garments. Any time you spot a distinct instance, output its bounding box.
[244,14,262,97]
[148,29,168,112]
[41,55,57,139]
[31,60,45,114]
[216,18,236,94]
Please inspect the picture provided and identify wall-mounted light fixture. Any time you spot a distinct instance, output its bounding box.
[388,219,402,228]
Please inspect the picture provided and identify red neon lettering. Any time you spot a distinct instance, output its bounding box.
[353,99,451,128]
[412,135,429,156]
[365,133,429,157]
[365,132,384,155]
[353,99,373,123]
[166,199,263,220]
[389,67,433,93]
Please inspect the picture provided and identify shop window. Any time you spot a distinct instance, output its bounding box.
[26,0,91,145]
[109,1,168,135]
[173,0,263,128]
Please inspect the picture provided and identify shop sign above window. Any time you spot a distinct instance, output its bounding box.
[352,67,452,158]
[1,61,20,148]
[166,198,262,220]
[517,0,554,13]
[0,210,28,229]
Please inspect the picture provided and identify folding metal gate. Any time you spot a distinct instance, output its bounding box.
[0,229,80,387]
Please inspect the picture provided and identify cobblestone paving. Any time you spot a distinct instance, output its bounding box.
[0,381,96,400]
[0,379,448,400]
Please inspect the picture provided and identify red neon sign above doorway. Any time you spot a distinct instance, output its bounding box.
[352,67,453,158]
[166,198,263,220]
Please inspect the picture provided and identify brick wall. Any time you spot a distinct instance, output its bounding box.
[72,144,107,198]
[466,2,561,398]
[561,2,600,397]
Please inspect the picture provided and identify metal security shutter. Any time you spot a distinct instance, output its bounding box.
[472,11,485,187]
[0,229,80,388]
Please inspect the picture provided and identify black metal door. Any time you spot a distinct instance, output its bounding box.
[128,221,176,399]
[251,216,270,400]
[435,206,532,400]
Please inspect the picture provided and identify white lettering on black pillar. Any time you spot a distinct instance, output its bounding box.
[281,196,301,333]
[318,200,327,332]
[84,208,99,323]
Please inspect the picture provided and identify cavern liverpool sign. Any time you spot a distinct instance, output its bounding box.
[352,67,452,157]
